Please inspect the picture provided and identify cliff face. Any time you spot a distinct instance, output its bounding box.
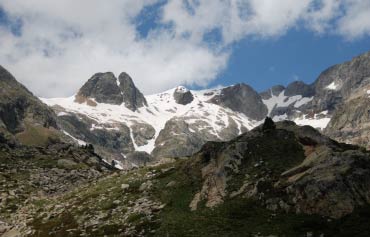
[0,65,60,146]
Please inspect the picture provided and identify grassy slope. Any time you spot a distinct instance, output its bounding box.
[26,158,370,237]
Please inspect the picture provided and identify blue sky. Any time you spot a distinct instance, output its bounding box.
[211,29,370,92]
[0,1,370,97]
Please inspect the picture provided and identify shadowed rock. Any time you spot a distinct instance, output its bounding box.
[118,72,147,111]
[173,86,194,105]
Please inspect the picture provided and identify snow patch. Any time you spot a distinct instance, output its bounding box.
[263,90,309,115]
[326,82,338,90]
[62,130,87,146]
[42,86,260,154]
[57,112,70,116]
[294,97,313,108]
[294,111,331,130]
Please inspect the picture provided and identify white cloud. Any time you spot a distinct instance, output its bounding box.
[337,0,370,39]
[0,0,368,97]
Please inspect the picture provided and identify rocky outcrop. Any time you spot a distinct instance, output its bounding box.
[118,72,147,110]
[310,51,370,113]
[325,91,370,149]
[209,83,268,121]
[55,111,135,161]
[173,86,194,105]
[189,119,370,219]
[76,72,147,111]
[152,119,204,158]
[0,65,59,146]
[76,72,123,105]
[284,81,314,97]
[260,85,285,99]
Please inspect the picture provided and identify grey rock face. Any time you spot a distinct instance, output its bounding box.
[284,81,314,97]
[310,52,370,113]
[260,85,285,100]
[118,72,147,110]
[152,119,204,158]
[131,122,155,146]
[325,94,370,149]
[190,119,370,218]
[0,65,58,145]
[77,72,123,105]
[173,87,194,105]
[76,72,147,111]
[56,111,134,161]
[209,83,268,121]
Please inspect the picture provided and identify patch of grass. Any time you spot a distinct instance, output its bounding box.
[30,211,82,237]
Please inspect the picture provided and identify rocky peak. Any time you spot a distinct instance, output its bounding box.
[209,83,268,121]
[284,81,314,97]
[118,72,147,111]
[173,86,194,105]
[260,85,285,100]
[310,51,370,113]
[76,72,123,105]
[75,72,147,111]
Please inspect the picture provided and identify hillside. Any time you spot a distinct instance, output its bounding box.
[3,119,370,236]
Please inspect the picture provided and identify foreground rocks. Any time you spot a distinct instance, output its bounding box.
[3,119,370,236]
[189,119,370,219]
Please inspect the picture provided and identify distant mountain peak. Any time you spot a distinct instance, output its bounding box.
[75,71,147,111]
[173,86,193,105]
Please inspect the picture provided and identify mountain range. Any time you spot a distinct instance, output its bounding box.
[1,51,370,236]
[28,51,370,169]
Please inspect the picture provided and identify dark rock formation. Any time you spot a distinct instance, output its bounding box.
[75,72,147,111]
[0,65,59,146]
[209,83,268,121]
[118,72,147,110]
[173,87,194,105]
[284,81,314,97]
[76,72,123,105]
[260,85,285,99]
[189,120,370,219]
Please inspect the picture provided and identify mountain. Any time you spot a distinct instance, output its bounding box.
[0,131,115,236]
[42,82,260,168]
[75,72,147,110]
[6,119,370,236]
[40,51,370,168]
[0,66,63,146]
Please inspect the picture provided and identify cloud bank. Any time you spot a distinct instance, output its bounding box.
[0,0,369,97]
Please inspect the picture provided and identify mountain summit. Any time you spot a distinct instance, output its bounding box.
[39,50,370,168]
[75,72,147,111]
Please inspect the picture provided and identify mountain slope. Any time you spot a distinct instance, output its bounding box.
[0,65,61,146]
[42,84,259,166]
[0,134,115,236]
[41,50,370,165]
[8,119,370,236]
